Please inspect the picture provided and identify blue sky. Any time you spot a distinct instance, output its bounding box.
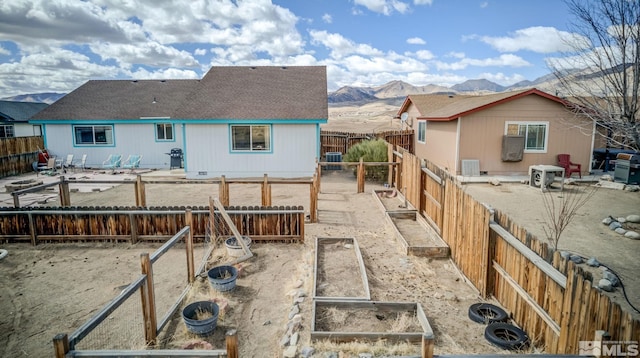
[0,0,582,98]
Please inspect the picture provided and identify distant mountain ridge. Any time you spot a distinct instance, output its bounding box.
[1,92,65,104]
[328,73,562,104]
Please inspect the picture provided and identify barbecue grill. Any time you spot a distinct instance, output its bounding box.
[614,153,640,184]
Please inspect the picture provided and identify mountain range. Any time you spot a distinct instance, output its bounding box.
[1,73,562,106]
[327,73,560,105]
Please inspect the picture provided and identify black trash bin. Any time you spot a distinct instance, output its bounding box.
[169,148,183,169]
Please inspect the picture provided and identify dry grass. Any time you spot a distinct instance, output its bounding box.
[321,306,351,324]
[389,312,415,333]
[195,307,213,320]
[312,339,419,356]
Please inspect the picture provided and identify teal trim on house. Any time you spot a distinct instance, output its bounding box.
[315,123,321,159]
[72,124,116,148]
[228,124,274,154]
[42,125,47,148]
[181,123,187,171]
[30,118,328,125]
[154,122,176,142]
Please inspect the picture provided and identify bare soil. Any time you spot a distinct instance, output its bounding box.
[0,170,509,357]
[1,108,638,357]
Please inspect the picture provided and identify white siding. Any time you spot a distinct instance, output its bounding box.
[13,124,39,137]
[43,123,184,168]
[184,123,318,179]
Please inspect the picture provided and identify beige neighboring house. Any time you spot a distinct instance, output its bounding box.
[397,88,595,177]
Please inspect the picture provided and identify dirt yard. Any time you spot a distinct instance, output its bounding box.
[1,106,639,357]
[1,170,512,358]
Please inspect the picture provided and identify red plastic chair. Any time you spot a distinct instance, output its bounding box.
[557,154,581,178]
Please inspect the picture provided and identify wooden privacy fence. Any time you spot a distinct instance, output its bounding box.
[0,206,305,244]
[320,129,413,158]
[0,135,44,178]
[9,173,320,222]
[388,145,640,354]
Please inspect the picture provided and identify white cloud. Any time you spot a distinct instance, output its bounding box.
[322,13,332,23]
[0,47,124,96]
[435,54,531,70]
[480,1,489,8]
[478,72,526,85]
[407,37,426,45]
[310,30,384,59]
[90,42,200,69]
[353,0,410,15]
[414,50,435,60]
[194,48,207,56]
[129,67,200,79]
[447,51,466,59]
[0,45,10,56]
[479,27,585,53]
[413,0,433,4]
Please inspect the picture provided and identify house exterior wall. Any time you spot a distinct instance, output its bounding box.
[417,120,458,172]
[406,102,459,172]
[42,122,184,168]
[457,95,593,176]
[184,123,319,179]
[13,124,40,137]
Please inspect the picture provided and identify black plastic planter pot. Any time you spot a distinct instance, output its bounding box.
[182,301,219,335]
[207,265,238,292]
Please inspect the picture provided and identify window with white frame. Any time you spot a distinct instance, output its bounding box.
[505,121,548,152]
[74,125,114,145]
[231,124,271,151]
[0,125,14,138]
[417,121,426,143]
[156,123,174,141]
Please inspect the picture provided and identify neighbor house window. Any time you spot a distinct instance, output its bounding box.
[156,123,174,141]
[74,125,114,145]
[505,121,548,152]
[231,124,271,151]
[417,121,426,143]
[0,125,14,138]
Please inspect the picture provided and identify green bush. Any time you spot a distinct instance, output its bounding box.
[343,139,388,181]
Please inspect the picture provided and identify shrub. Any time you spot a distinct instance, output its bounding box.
[343,139,388,181]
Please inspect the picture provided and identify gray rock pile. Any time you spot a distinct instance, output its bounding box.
[602,214,640,240]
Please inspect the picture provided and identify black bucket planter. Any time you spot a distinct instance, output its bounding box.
[182,301,219,335]
[207,265,238,292]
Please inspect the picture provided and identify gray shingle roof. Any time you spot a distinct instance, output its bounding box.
[31,80,198,120]
[0,100,48,122]
[31,66,328,121]
[178,66,328,119]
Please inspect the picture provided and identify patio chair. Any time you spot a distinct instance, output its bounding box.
[102,154,122,172]
[122,154,142,172]
[61,154,74,173]
[72,154,88,172]
[557,154,581,178]
[35,157,58,176]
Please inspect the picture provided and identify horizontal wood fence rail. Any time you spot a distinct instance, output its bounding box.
[317,161,399,166]
[9,174,319,223]
[387,145,640,354]
[0,206,305,244]
[0,136,45,178]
